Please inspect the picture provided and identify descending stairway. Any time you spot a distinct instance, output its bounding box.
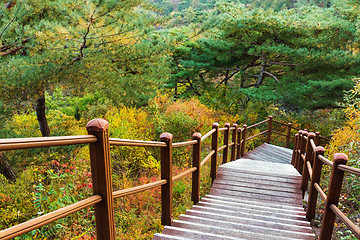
[153,143,315,240]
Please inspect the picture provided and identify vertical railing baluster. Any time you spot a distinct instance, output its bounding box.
[319,153,348,240]
[315,131,320,146]
[222,123,230,164]
[266,116,273,144]
[192,133,201,204]
[160,132,173,226]
[285,123,292,148]
[86,119,116,240]
[291,133,299,166]
[236,127,242,159]
[301,132,315,197]
[297,131,308,174]
[306,146,325,221]
[241,124,247,157]
[230,123,238,161]
[211,123,219,183]
[294,130,302,172]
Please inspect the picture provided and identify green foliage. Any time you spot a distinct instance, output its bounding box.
[167,1,359,111]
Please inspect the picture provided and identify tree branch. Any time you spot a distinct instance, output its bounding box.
[263,71,279,82]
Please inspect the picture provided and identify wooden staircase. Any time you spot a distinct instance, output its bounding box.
[153,143,315,239]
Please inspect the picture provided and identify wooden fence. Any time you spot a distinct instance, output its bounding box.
[293,130,360,240]
[0,116,349,239]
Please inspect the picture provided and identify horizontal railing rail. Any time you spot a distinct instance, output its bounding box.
[0,135,97,151]
[293,130,360,240]
[109,138,166,147]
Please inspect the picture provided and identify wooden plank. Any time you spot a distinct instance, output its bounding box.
[189,206,309,225]
[212,178,303,194]
[178,215,315,239]
[209,188,303,205]
[211,183,303,201]
[217,167,302,181]
[183,210,312,232]
[215,172,302,186]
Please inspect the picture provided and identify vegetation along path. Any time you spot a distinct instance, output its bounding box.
[153,143,315,239]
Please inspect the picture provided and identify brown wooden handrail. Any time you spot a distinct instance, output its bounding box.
[113,180,167,199]
[247,119,269,129]
[293,130,360,239]
[110,138,166,147]
[0,135,97,150]
[0,195,102,240]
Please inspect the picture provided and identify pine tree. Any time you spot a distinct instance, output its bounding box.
[0,0,169,136]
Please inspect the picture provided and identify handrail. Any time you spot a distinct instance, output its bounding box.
[330,204,360,237]
[337,165,360,176]
[113,180,167,198]
[172,140,198,148]
[200,150,215,167]
[110,138,166,147]
[293,129,360,239]
[245,130,268,141]
[201,128,216,142]
[247,119,269,129]
[172,167,197,182]
[0,135,97,151]
[0,195,102,240]
[318,155,333,167]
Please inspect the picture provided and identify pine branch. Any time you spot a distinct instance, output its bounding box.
[1,1,23,39]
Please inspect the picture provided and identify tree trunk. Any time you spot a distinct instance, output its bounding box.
[36,91,50,137]
[0,152,16,181]
[256,52,266,88]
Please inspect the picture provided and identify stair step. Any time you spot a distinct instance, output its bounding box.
[211,182,303,200]
[216,168,302,184]
[189,205,310,226]
[172,220,305,240]
[204,194,304,210]
[178,214,314,238]
[197,201,306,219]
[184,209,313,232]
[213,177,302,193]
[209,187,303,205]
[153,234,189,240]
[219,162,301,178]
[161,226,243,239]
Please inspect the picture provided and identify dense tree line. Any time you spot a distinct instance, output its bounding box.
[1,0,359,132]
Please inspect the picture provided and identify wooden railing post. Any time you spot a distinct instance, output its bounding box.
[315,131,320,146]
[285,123,292,148]
[299,131,308,174]
[306,146,325,221]
[86,119,116,240]
[319,153,348,240]
[160,132,173,226]
[230,123,238,161]
[291,133,299,166]
[301,132,315,197]
[236,127,242,159]
[192,133,202,204]
[222,123,230,164]
[211,123,219,183]
[294,130,302,172]
[241,124,247,157]
[266,116,273,144]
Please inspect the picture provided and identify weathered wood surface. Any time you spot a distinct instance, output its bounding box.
[153,143,315,239]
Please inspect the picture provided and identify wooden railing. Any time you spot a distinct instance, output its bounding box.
[0,116,332,239]
[293,130,360,240]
